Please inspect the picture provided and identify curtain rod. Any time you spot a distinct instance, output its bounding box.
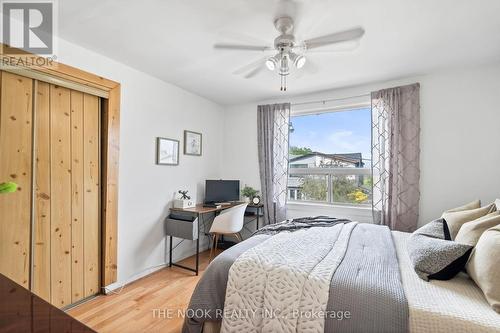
[291,93,370,107]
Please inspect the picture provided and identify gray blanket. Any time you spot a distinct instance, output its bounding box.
[183,219,408,333]
[326,223,408,332]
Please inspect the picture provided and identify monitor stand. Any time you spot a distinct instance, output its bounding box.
[203,201,234,208]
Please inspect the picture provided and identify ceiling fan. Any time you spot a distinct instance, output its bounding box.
[214,15,364,91]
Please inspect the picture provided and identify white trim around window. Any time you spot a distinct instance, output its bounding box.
[286,201,373,223]
[291,94,371,116]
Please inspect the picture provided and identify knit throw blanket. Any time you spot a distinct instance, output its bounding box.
[221,221,358,333]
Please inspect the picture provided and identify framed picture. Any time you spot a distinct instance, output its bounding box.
[156,137,179,165]
[184,130,202,156]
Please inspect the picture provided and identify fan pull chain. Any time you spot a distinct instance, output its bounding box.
[279,74,288,91]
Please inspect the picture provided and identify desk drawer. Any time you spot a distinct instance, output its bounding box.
[165,215,198,240]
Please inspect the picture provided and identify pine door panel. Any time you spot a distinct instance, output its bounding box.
[32,81,51,301]
[0,72,33,288]
[83,94,100,297]
[71,90,85,303]
[50,85,72,307]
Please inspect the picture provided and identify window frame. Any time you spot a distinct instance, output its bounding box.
[287,101,373,210]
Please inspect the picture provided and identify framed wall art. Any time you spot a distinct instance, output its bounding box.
[156,137,179,165]
[184,130,202,156]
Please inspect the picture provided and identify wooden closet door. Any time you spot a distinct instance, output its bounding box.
[32,82,101,307]
[0,72,33,289]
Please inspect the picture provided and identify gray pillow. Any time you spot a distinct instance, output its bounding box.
[407,219,473,281]
[413,218,450,240]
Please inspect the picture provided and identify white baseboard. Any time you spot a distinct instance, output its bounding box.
[103,237,210,294]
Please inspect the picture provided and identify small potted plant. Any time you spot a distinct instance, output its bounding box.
[241,185,259,203]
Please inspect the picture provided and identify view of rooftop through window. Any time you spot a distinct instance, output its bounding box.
[288,108,372,206]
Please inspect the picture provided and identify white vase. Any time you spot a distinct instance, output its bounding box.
[244,197,251,203]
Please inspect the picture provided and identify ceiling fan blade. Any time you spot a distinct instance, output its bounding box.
[303,27,365,49]
[214,43,272,51]
[244,65,265,79]
[232,57,267,75]
[303,40,360,53]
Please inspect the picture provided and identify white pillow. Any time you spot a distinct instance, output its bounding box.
[466,225,500,313]
[442,203,496,240]
[496,198,500,211]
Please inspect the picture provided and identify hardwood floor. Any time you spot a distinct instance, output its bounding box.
[68,250,214,333]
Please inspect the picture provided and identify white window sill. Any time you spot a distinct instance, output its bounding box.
[286,201,373,223]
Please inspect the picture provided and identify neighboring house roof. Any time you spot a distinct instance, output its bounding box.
[289,152,364,167]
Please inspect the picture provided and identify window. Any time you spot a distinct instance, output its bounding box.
[288,107,372,206]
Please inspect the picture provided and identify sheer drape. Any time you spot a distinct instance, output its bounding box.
[371,83,420,232]
[257,103,291,225]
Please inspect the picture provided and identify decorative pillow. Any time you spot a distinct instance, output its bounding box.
[466,225,500,313]
[443,199,481,213]
[407,219,473,281]
[442,203,496,240]
[455,211,500,246]
[413,218,450,240]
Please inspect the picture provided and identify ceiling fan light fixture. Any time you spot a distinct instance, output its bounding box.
[294,55,306,69]
[265,56,278,71]
[279,57,289,74]
[289,52,306,69]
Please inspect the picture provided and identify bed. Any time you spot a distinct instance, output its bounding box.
[182,218,500,333]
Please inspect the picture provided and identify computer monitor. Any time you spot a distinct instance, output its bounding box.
[205,180,240,203]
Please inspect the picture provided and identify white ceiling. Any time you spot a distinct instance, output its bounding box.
[59,0,500,105]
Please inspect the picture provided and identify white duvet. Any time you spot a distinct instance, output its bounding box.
[393,231,500,333]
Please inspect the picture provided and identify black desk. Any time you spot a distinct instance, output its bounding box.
[245,203,264,230]
[168,202,263,275]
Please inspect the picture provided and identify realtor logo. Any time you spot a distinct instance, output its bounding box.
[2,1,54,54]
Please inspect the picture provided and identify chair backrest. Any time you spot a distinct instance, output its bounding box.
[209,203,248,234]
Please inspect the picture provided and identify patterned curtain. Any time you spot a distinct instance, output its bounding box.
[371,83,420,232]
[257,103,291,225]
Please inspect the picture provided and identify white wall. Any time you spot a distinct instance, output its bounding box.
[221,62,500,226]
[418,63,500,224]
[221,104,261,190]
[57,39,224,288]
